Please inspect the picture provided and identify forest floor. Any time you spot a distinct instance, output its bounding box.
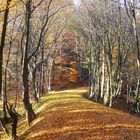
[1,87,140,140]
[19,87,140,140]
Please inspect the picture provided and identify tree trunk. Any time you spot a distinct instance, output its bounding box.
[22,0,36,125]
[0,118,9,136]
[104,77,110,106]
[0,0,11,96]
[41,45,45,95]
[100,52,105,103]
[6,103,18,140]
[23,63,36,125]
[32,70,39,102]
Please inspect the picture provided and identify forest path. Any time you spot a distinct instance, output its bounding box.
[21,87,140,140]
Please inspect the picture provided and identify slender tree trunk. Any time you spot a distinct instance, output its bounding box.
[2,83,7,121]
[15,49,19,107]
[23,62,36,124]
[100,49,105,103]
[47,57,53,92]
[3,69,8,120]
[41,45,45,95]
[22,0,36,125]
[3,41,12,121]
[88,48,95,99]
[104,76,110,106]
[32,68,39,102]
[0,0,11,96]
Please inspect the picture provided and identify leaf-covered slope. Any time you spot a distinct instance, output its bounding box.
[20,87,140,140]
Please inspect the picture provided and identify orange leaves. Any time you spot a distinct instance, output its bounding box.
[20,87,140,140]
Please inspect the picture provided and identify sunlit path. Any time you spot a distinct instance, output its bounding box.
[20,87,140,140]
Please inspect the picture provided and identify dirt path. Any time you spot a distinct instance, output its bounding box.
[21,87,140,140]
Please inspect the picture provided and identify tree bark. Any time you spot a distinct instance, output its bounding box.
[6,103,18,140]
[0,0,11,96]
[22,0,36,125]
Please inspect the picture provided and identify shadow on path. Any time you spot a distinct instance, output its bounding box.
[20,87,140,140]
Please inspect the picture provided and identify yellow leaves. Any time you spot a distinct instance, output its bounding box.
[0,0,20,24]
[0,0,12,11]
[0,0,7,9]
[0,0,21,13]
